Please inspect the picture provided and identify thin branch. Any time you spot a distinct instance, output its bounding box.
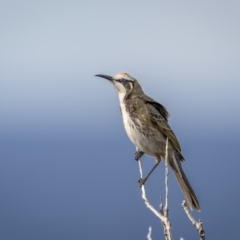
[163,138,172,239]
[181,201,205,240]
[138,138,172,240]
[138,159,166,222]
[164,138,169,212]
[146,226,152,240]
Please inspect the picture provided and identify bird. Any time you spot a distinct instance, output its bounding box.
[95,72,200,211]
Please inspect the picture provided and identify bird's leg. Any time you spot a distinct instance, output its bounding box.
[135,150,144,161]
[138,158,161,187]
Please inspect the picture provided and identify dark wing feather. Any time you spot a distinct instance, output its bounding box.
[142,96,183,159]
[143,96,169,121]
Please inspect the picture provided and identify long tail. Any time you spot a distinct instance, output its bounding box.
[170,158,200,211]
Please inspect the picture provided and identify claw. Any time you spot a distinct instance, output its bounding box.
[138,177,147,188]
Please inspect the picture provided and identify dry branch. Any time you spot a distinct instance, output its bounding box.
[138,138,172,240]
[146,226,152,240]
[181,201,205,240]
[137,137,205,240]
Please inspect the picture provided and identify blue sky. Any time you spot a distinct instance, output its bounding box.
[1,0,240,239]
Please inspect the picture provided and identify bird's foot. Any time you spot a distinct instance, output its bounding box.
[138,177,147,188]
[135,151,144,161]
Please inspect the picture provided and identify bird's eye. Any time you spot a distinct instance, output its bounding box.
[118,78,124,83]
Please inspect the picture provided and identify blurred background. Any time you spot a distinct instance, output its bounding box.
[1,0,240,239]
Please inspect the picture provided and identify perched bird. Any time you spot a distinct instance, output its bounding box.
[95,72,200,211]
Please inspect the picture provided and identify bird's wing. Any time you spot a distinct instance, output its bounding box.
[143,96,169,121]
[141,95,183,158]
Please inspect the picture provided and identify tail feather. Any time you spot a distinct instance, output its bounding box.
[171,162,200,211]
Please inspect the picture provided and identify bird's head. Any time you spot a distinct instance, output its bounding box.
[95,72,143,100]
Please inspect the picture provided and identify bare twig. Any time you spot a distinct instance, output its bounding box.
[164,138,169,212]
[138,159,166,222]
[146,226,152,240]
[181,201,205,240]
[163,138,172,239]
[138,138,172,240]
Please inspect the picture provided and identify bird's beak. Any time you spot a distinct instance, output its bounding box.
[95,74,113,82]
